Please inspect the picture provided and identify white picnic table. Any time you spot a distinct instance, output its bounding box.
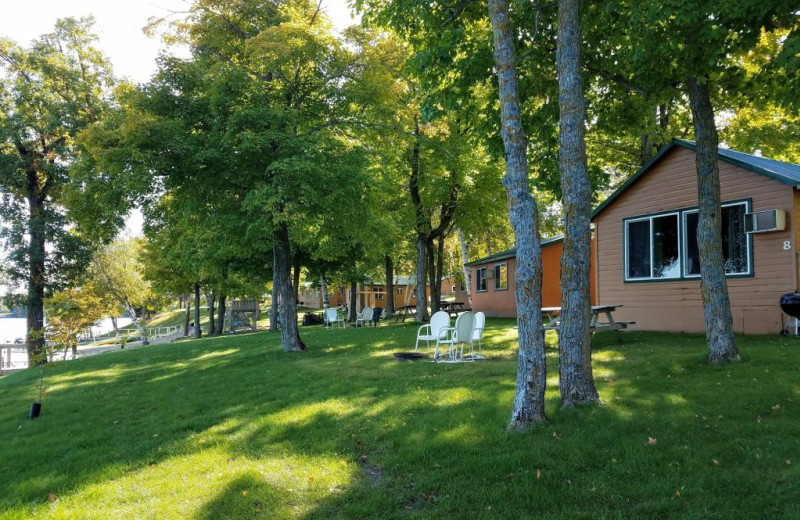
[542,304,633,343]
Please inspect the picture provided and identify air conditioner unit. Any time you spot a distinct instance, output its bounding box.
[486,269,495,279]
[745,209,786,234]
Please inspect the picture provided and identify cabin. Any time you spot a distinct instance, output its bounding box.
[465,236,597,317]
[591,139,800,334]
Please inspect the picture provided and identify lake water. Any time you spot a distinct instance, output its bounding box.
[0,316,132,344]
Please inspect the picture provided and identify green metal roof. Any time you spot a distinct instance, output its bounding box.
[592,140,800,218]
[464,235,565,267]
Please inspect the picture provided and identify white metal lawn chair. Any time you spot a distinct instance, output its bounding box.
[464,311,486,360]
[355,306,374,327]
[324,307,344,329]
[415,311,450,353]
[435,311,475,362]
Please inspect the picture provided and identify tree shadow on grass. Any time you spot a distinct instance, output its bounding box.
[194,473,286,520]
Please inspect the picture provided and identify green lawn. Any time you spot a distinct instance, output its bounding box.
[1,321,798,519]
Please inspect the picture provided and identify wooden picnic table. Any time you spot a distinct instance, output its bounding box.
[392,305,417,323]
[543,304,633,344]
[439,301,470,318]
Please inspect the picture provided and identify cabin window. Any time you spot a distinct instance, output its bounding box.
[683,202,751,277]
[396,287,404,294]
[476,267,488,292]
[624,200,752,282]
[494,262,508,290]
[375,292,385,300]
[625,213,680,281]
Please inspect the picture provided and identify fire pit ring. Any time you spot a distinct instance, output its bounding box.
[393,352,427,362]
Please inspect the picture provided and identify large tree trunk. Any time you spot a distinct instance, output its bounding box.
[194,283,201,339]
[385,255,395,318]
[274,222,306,351]
[687,77,740,364]
[320,273,330,308]
[489,0,547,427]
[216,294,226,335]
[206,292,216,335]
[557,0,599,408]
[458,229,473,308]
[26,189,47,366]
[111,316,119,334]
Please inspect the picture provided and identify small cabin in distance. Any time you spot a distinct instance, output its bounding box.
[465,236,597,317]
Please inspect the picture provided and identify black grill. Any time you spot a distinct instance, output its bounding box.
[779,292,800,319]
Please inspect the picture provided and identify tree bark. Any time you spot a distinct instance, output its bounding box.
[194,283,202,339]
[414,237,429,322]
[215,294,226,335]
[270,281,279,332]
[26,185,47,366]
[184,298,190,337]
[206,292,216,335]
[557,0,599,407]
[111,316,119,334]
[349,280,358,322]
[292,257,301,306]
[458,228,473,308]
[385,255,395,318]
[274,222,306,351]
[489,0,547,427]
[687,76,740,364]
[320,273,330,308]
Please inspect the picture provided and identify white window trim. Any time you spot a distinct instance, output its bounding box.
[682,200,751,278]
[624,212,682,282]
[494,262,509,290]
[476,267,488,292]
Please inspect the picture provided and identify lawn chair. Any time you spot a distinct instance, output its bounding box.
[466,311,486,360]
[324,307,344,329]
[415,311,450,354]
[356,306,374,327]
[435,311,475,362]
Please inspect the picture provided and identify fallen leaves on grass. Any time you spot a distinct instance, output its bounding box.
[647,437,658,445]
[47,493,57,503]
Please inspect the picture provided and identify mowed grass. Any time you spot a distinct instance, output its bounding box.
[1,320,798,519]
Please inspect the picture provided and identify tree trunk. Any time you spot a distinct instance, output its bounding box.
[123,301,149,345]
[557,0,599,407]
[184,298,190,337]
[415,237,429,322]
[216,294,226,335]
[427,237,439,313]
[292,257,301,306]
[349,280,358,322]
[385,255,395,318]
[26,189,47,366]
[687,76,740,364]
[194,283,202,339]
[206,292,216,335]
[458,229,473,307]
[270,281,279,332]
[274,222,306,351]
[111,316,119,334]
[321,273,330,308]
[489,0,547,427]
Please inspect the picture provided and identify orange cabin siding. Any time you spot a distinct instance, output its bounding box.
[468,240,597,318]
[593,146,797,335]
